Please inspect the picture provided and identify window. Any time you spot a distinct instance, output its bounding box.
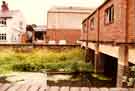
[0,18,6,25]
[19,21,23,30]
[83,23,87,32]
[0,33,6,40]
[90,18,95,30]
[105,5,114,24]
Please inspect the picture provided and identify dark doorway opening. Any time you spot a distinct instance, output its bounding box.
[86,48,95,64]
[129,62,134,66]
[100,53,118,86]
[35,31,44,40]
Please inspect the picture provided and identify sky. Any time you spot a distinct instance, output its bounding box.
[1,0,105,25]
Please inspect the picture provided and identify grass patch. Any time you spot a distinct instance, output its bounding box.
[91,73,111,81]
[0,48,93,74]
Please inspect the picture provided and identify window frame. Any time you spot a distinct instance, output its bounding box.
[0,18,7,26]
[0,33,6,41]
[104,5,114,25]
[90,17,95,30]
[83,23,87,33]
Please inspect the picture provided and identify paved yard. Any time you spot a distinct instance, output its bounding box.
[0,72,47,91]
[0,84,134,91]
[0,72,134,91]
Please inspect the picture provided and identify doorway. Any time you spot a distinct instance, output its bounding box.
[100,53,118,86]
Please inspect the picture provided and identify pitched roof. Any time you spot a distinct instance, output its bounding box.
[82,0,110,23]
[0,10,21,18]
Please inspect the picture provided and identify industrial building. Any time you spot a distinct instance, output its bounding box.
[81,0,135,87]
[47,6,93,45]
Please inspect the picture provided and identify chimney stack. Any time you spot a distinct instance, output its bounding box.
[1,1,9,12]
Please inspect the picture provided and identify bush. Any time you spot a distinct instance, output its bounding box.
[12,61,93,73]
[0,48,93,74]
[122,65,135,87]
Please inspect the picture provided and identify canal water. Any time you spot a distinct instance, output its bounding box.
[47,72,115,87]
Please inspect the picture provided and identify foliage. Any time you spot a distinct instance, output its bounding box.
[0,48,93,74]
[91,73,111,81]
[122,65,135,87]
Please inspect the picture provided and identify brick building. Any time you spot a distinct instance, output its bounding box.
[81,0,135,87]
[47,6,93,45]
[33,25,47,44]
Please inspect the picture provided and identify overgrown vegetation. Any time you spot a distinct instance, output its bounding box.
[122,65,135,87]
[0,48,93,74]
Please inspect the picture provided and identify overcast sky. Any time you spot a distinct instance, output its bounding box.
[1,0,104,25]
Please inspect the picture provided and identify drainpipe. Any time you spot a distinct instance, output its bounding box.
[125,0,128,43]
[95,9,100,73]
[85,20,89,62]
[97,8,100,44]
[117,0,129,87]
[97,9,100,50]
[123,0,129,79]
[86,19,89,48]
[124,0,129,71]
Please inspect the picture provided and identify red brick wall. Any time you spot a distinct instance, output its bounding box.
[20,33,27,43]
[46,29,81,44]
[99,0,127,43]
[82,0,135,43]
[81,22,87,41]
[88,12,98,41]
[128,0,135,42]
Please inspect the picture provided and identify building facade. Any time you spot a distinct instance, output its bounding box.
[81,0,135,87]
[47,6,93,45]
[33,25,47,44]
[0,1,26,44]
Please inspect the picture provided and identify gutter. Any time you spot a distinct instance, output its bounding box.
[97,9,100,46]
